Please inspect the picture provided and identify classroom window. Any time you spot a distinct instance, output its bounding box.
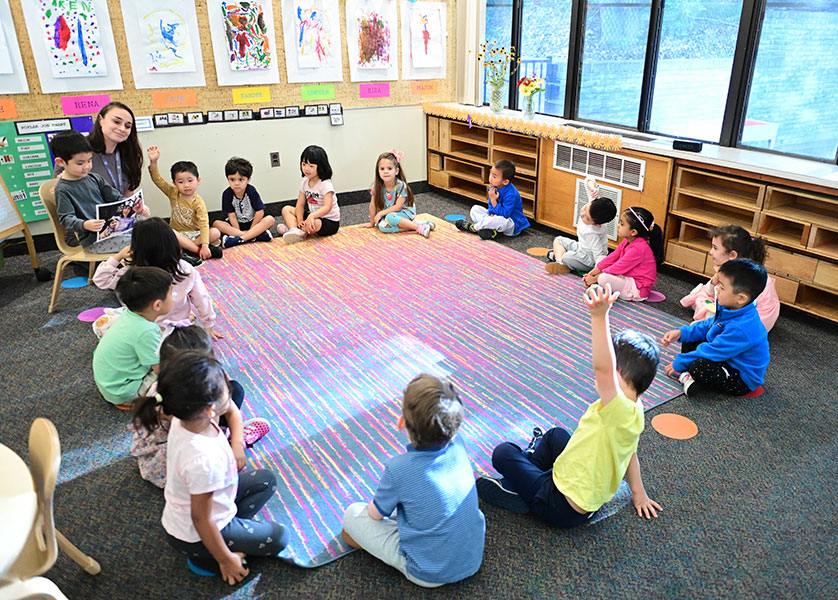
[577,0,652,128]
[484,0,514,107]
[742,0,838,161]
[648,0,743,142]
[517,0,574,115]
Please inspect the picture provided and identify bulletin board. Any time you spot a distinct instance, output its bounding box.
[1,0,457,121]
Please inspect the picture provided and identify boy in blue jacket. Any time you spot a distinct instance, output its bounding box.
[662,258,770,396]
[455,159,529,240]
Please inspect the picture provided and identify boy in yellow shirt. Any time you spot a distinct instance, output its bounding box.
[477,284,662,526]
[147,145,222,265]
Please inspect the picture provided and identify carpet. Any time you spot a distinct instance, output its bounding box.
[198,216,686,567]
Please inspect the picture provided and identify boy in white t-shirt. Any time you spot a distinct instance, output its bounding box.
[546,176,617,275]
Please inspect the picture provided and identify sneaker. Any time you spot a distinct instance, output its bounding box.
[425,220,437,232]
[416,222,431,238]
[546,249,555,262]
[455,219,476,233]
[525,427,544,454]
[223,235,243,249]
[478,228,498,240]
[476,476,530,514]
[276,224,289,236]
[546,262,571,275]
[182,253,203,268]
[283,228,305,244]
[254,230,273,243]
[208,244,223,259]
[679,372,698,397]
[584,175,600,201]
[241,418,271,447]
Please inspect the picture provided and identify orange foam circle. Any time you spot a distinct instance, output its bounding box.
[527,247,550,257]
[651,413,698,440]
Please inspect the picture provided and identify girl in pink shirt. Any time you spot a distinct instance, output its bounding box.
[680,225,780,331]
[582,206,663,301]
[93,217,221,339]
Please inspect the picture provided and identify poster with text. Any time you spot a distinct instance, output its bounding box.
[120,0,205,89]
[282,0,343,83]
[207,0,280,85]
[346,0,398,82]
[22,0,122,93]
[400,1,446,80]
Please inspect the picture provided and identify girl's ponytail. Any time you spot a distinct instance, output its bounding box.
[648,223,664,264]
[133,393,163,433]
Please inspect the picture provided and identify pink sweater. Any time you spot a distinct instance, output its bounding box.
[93,257,216,330]
[596,237,657,298]
[680,276,780,332]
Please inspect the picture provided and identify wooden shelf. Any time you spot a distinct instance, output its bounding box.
[676,167,765,209]
[809,227,838,260]
[444,157,486,185]
[492,148,536,177]
[449,121,489,144]
[758,214,808,250]
[448,175,489,204]
[449,139,489,163]
[763,204,838,230]
[670,204,756,231]
[795,285,838,321]
[492,130,539,158]
[450,134,489,147]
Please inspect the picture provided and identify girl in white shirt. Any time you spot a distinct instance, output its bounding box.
[279,145,341,243]
[132,351,288,585]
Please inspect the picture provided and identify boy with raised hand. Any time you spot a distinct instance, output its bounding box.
[147,145,222,265]
[93,266,173,408]
[341,375,485,587]
[662,257,770,397]
[455,159,530,240]
[477,284,662,526]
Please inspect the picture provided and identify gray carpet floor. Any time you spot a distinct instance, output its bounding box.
[1,192,835,599]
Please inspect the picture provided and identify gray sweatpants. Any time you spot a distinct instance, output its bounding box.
[555,237,597,271]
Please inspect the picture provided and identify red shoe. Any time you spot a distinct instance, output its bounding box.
[743,385,764,398]
[242,418,271,447]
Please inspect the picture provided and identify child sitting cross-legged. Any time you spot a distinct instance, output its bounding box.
[663,258,770,397]
[341,374,486,587]
[213,157,276,249]
[93,266,173,408]
[477,284,662,527]
[546,176,617,275]
[456,159,530,240]
[130,325,271,488]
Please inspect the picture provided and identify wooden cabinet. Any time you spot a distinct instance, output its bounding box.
[426,116,539,218]
[665,164,838,322]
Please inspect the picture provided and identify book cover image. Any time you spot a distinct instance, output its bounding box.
[96,190,144,241]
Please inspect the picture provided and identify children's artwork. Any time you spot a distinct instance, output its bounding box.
[281,0,343,83]
[0,0,28,93]
[0,20,12,74]
[95,190,144,242]
[345,0,398,82]
[36,0,107,78]
[221,1,271,71]
[119,0,204,89]
[400,1,446,80]
[141,7,195,73]
[408,4,442,68]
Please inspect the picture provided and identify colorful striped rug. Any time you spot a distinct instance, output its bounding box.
[199,216,685,567]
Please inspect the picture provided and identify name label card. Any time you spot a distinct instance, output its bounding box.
[151,90,197,109]
[300,85,336,101]
[359,83,390,99]
[232,87,272,104]
[0,98,17,119]
[411,81,439,96]
[60,94,111,116]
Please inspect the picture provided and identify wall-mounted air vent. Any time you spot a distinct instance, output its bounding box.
[554,142,646,191]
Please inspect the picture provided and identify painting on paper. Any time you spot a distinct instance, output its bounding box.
[37,0,107,77]
[141,4,195,73]
[0,21,13,74]
[221,1,271,71]
[409,6,442,69]
[355,9,390,69]
[294,0,337,69]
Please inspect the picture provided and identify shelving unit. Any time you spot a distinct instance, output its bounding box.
[665,164,838,323]
[427,116,539,218]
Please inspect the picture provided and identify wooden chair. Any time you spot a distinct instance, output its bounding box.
[0,419,100,600]
[39,179,115,313]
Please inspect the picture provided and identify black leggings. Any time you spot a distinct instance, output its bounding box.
[682,341,752,395]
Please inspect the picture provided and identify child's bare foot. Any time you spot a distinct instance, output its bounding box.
[341,529,361,549]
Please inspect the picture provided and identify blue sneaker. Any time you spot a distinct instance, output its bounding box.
[223,235,244,249]
[254,230,273,243]
[476,476,529,513]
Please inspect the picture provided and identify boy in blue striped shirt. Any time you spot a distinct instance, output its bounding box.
[341,375,486,587]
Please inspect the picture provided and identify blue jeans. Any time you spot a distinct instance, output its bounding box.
[491,427,591,528]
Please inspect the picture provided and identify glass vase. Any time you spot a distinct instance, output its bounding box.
[523,95,535,118]
[488,83,505,113]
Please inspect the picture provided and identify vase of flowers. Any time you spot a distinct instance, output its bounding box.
[517,76,546,118]
[479,41,518,113]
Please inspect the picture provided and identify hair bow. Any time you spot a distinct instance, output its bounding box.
[390,149,405,163]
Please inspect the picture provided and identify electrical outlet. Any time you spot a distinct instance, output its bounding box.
[270,152,280,167]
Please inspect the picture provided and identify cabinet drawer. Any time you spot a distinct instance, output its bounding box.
[763,246,818,280]
[427,117,439,151]
[428,170,449,188]
[428,152,442,171]
[666,242,707,272]
[772,276,798,303]
[813,261,838,290]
